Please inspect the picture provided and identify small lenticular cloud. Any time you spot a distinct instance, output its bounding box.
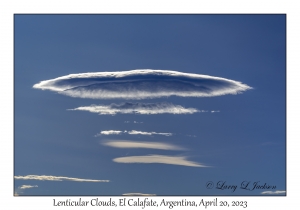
[14,175,109,182]
[95,130,123,136]
[33,69,252,100]
[113,155,207,167]
[15,185,38,195]
[95,130,173,136]
[102,140,185,151]
[69,102,199,115]
[19,185,38,190]
[261,190,286,195]
[128,130,172,136]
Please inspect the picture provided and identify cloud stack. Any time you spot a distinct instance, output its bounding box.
[27,69,252,191]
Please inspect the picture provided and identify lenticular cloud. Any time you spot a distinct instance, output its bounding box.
[14,175,109,182]
[113,155,207,167]
[102,140,184,150]
[33,69,252,99]
[68,102,200,115]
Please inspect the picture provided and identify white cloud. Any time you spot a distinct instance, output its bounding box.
[95,130,173,136]
[96,130,198,138]
[128,130,172,136]
[122,193,156,196]
[102,140,184,150]
[101,130,123,135]
[261,190,286,195]
[33,69,252,100]
[19,185,38,189]
[15,185,38,195]
[69,102,200,115]
[211,110,220,113]
[113,155,207,167]
[95,130,123,136]
[14,175,109,182]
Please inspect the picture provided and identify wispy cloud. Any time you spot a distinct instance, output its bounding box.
[102,140,185,150]
[15,185,38,195]
[69,102,200,115]
[261,190,286,195]
[96,130,173,136]
[33,69,251,100]
[113,155,207,167]
[19,185,38,189]
[122,193,156,196]
[14,175,109,182]
[128,130,172,136]
[124,121,143,124]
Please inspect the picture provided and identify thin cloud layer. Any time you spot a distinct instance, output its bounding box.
[14,175,109,182]
[33,69,252,100]
[124,121,143,124]
[96,130,173,136]
[19,185,38,189]
[102,140,184,150]
[113,155,206,167]
[69,102,200,115]
[128,130,172,136]
[261,190,286,195]
[123,193,156,196]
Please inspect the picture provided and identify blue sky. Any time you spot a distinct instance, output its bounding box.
[14,14,285,196]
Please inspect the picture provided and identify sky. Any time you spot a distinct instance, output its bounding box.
[14,14,286,196]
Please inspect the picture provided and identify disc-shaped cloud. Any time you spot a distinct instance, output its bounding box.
[14,175,109,182]
[33,69,252,99]
[102,140,185,150]
[95,130,173,136]
[69,102,200,115]
[113,155,207,167]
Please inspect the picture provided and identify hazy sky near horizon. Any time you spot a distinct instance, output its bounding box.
[14,14,285,195]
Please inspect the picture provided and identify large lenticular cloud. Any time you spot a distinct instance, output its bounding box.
[33,69,252,99]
